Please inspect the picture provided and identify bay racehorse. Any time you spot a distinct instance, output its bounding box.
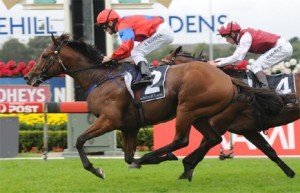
[161,46,299,180]
[25,34,284,181]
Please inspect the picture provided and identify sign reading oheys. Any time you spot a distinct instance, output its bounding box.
[0,102,89,113]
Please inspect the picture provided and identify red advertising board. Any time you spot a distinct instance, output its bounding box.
[153,119,300,157]
[0,102,44,113]
[0,85,51,102]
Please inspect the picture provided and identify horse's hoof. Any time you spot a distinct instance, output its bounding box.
[178,169,194,182]
[95,168,105,179]
[129,162,141,169]
[167,152,178,161]
[287,171,295,178]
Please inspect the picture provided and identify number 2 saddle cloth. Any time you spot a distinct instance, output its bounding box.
[123,63,169,102]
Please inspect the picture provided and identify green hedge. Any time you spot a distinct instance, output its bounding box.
[20,123,67,131]
[19,130,67,152]
[19,128,153,153]
[116,128,153,150]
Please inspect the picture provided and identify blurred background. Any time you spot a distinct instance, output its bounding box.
[0,0,299,158]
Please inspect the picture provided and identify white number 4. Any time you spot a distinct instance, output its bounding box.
[276,77,291,94]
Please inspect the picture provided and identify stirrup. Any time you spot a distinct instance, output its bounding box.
[132,79,152,89]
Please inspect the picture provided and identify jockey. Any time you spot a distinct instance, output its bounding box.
[95,9,174,88]
[208,21,293,89]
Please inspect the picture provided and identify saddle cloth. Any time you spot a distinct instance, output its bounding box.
[124,65,169,102]
[246,72,295,94]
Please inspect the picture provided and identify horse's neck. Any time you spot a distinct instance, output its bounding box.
[66,60,109,91]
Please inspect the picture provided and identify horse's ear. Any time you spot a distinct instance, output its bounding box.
[198,49,203,58]
[175,46,182,55]
[51,33,58,46]
[60,34,70,42]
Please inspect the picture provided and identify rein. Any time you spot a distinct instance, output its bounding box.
[67,65,103,74]
[85,70,124,95]
[162,53,207,65]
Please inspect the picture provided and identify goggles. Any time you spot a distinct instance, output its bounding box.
[100,24,109,30]
[221,34,231,38]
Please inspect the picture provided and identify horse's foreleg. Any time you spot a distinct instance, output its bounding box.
[76,115,114,179]
[129,152,178,168]
[132,137,187,168]
[243,132,295,178]
[122,130,139,165]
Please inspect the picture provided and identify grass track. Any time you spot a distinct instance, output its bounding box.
[0,158,300,193]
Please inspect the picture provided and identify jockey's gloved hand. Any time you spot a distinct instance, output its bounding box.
[102,55,112,63]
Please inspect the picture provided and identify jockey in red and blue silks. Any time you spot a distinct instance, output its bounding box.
[96,9,174,88]
[208,21,293,89]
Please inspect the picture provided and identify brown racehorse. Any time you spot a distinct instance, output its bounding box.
[24,34,284,181]
[161,46,299,180]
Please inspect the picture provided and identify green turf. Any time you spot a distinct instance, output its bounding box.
[0,158,299,193]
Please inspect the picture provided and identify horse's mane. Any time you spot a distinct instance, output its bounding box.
[60,34,104,64]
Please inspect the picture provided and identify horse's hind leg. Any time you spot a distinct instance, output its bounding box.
[76,115,114,179]
[179,118,224,181]
[243,132,295,178]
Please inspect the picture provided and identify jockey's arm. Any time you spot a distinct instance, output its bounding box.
[216,32,252,67]
[111,27,135,61]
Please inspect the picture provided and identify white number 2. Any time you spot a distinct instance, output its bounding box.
[144,70,162,95]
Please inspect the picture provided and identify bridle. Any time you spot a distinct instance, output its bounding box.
[34,40,67,84]
[161,56,177,65]
[43,42,67,72]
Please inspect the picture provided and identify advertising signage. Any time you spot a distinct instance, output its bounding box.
[0,77,66,102]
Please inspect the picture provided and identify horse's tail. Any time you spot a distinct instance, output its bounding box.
[232,78,284,115]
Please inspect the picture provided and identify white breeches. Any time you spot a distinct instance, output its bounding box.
[250,37,293,74]
[131,22,174,64]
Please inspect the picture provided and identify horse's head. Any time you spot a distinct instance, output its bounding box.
[24,34,71,86]
[161,46,183,65]
[161,46,207,65]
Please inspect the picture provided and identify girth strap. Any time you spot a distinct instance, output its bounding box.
[133,90,147,127]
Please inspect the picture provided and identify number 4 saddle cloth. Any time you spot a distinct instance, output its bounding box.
[246,71,295,94]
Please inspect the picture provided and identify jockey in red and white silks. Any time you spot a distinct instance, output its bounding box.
[96,9,174,88]
[209,21,293,89]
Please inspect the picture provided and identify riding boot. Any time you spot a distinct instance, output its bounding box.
[132,61,153,88]
[255,70,269,89]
